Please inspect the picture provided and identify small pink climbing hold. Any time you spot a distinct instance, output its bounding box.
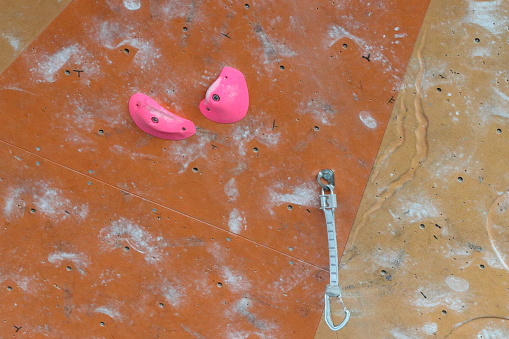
[199,66,249,124]
[128,93,196,140]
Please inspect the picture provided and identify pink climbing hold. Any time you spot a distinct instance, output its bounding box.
[128,93,196,140]
[199,66,249,124]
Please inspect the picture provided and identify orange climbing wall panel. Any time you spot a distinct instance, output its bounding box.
[0,0,429,337]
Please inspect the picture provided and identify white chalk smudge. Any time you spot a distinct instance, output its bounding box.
[478,325,509,338]
[411,286,467,312]
[123,0,141,10]
[100,218,165,263]
[161,284,185,307]
[389,198,440,223]
[254,24,297,64]
[464,0,506,35]
[31,44,100,83]
[270,182,317,208]
[166,131,216,172]
[228,298,278,332]
[4,181,88,222]
[299,99,337,125]
[35,188,89,221]
[231,121,281,156]
[224,178,239,201]
[391,328,420,339]
[359,111,378,129]
[0,273,38,294]
[422,323,437,335]
[95,21,160,69]
[228,209,245,234]
[48,251,90,274]
[372,247,406,269]
[3,188,25,219]
[95,306,123,320]
[445,276,469,292]
[33,45,79,82]
[326,25,393,72]
[2,34,21,51]
[222,267,251,293]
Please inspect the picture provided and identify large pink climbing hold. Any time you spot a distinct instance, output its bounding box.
[129,93,196,140]
[199,67,249,124]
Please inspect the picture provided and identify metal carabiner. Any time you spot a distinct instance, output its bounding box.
[324,294,351,331]
[317,169,335,191]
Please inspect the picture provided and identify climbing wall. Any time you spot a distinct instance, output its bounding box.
[316,0,509,337]
[0,0,433,337]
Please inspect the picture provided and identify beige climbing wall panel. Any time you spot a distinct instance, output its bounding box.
[316,0,509,337]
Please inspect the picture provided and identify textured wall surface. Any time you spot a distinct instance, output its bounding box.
[0,0,72,73]
[0,0,432,337]
[316,0,509,337]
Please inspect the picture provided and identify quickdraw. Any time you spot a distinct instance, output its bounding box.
[317,169,350,331]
